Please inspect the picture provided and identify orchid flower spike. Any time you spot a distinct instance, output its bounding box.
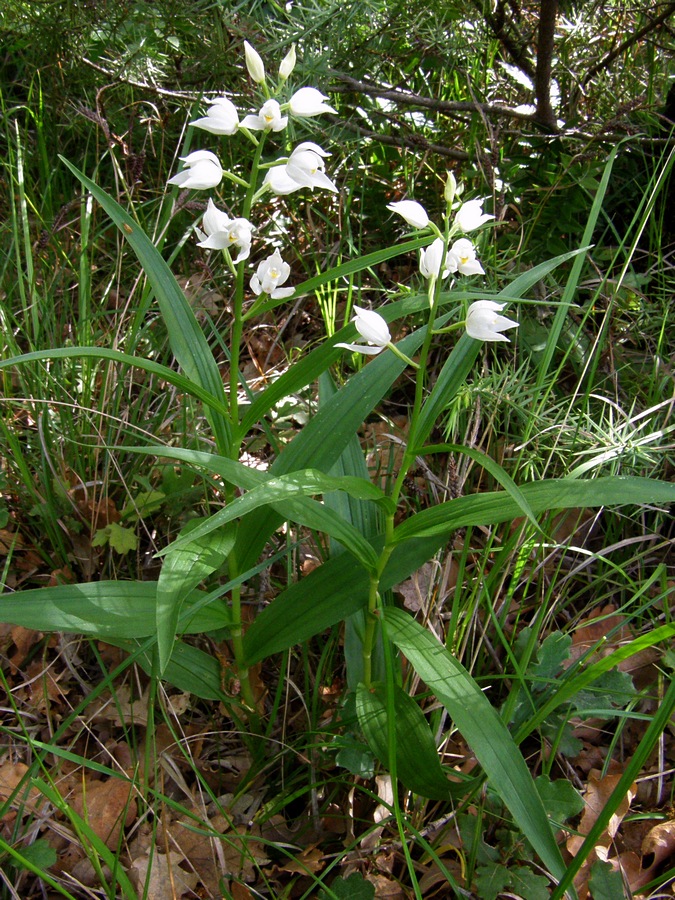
[465,301,519,342]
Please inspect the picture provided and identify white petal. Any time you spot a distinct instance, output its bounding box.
[289,87,337,117]
[292,141,330,158]
[264,166,302,195]
[240,113,265,130]
[352,306,390,345]
[419,238,449,279]
[458,259,485,276]
[387,200,429,229]
[465,301,518,342]
[168,151,223,190]
[190,97,239,135]
[334,342,384,355]
[197,232,231,249]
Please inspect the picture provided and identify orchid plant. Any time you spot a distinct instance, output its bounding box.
[2,40,675,893]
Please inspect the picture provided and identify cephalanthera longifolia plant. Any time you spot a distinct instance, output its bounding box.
[3,41,675,891]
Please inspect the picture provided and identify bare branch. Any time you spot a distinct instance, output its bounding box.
[581,1,675,87]
[330,73,538,123]
[334,117,470,161]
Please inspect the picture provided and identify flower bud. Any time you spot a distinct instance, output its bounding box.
[444,172,457,205]
[279,44,297,80]
[244,41,265,83]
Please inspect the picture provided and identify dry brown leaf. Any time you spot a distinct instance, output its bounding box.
[93,684,151,727]
[0,760,43,821]
[0,529,26,553]
[641,819,675,870]
[278,845,324,875]
[71,777,137,848]
[567,771,637,899]
[396,562,436,613]
[608,851,644,893]
[219,823,270,882]
[368,873,407,898]
[567,771,636,857]
[570,604,659,687]
[8,625,43,670]
[229,883,255,900]
[129,849,199,900]
[171,816,225,895]
[21,659,70,712]
[76,496,120,528]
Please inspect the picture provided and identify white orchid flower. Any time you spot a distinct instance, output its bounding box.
[264,142,338,195]
[335,305,391,355]
[465,301,519,342]
[454,199,494,232]
[286,142,338,191]
[195,199,254,263]
[289,87,337,117]
[167,150,223,190]
[387,200,430,229]
[250,250,295,299]
[190,97,239,135]
[240,99,288,132]
[446,238,485,276]
[244,41,265,83]
[279,44,297,80]
[419,237,450,280]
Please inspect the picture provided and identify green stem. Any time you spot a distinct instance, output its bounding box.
[229,577,259,715]
[229,135,267,440]
[360,225,453,684]
[225,134,268,717]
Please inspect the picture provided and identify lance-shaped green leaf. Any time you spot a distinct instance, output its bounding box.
[167,470,382,571]
[242,533,446,665]
[156,520,236,674]
[126,447,389,573]
[421,442,541,531]
[235,325,431,573]
[356,682,466,800]
[0,581,230,639]
[381,607,567,884]
[110,637,227,701]
[319,372,386,690]
[393,476,675,543]
[60,157,232,456]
